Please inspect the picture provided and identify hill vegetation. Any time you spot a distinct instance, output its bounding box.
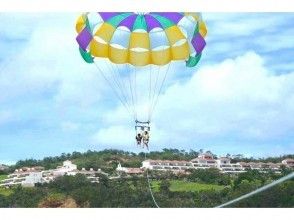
[0,169,293,208]
[7,148,294,175]
[0,149,293,208]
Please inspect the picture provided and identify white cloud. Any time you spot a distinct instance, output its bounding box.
[204,13,294,66]
[91,125,134,147]
[156,52,294,140]
[0,13,106,108]
[205,13,292,38]
[255,27,294,52]
[91,51,294,155]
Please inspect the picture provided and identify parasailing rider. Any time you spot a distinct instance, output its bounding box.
[142,130,150,149]
[136,133,142,145]
[135,120,150,149]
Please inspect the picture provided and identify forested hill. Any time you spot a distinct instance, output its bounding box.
[1,148,294,208]
[7,148,200,173]
[3,148,294,174]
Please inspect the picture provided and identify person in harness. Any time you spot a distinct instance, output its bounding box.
[142,130,150,149]
[136,132,142,145]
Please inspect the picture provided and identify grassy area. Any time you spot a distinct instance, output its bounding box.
[152,180,225,192]
[0,187,13,196]
[0,175,7,181]
[0,175,14,196]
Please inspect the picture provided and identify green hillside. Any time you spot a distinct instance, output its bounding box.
[152,180,225,192]
[0,149,293,208]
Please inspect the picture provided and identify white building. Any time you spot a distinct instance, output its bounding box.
[282,158,294,169]
[142,153,221,172]
[53,160,78,176]
[22,172,44,187]
[116,163,144,175]
[141,153,284,174]
[50,161,100,183]
[0,166,45,187]
[0,161,102,187]
[141,160,192,173]
[238,162,282,173]
[191,153,217,169]
[216,157,244,173]
[116,163,128,173]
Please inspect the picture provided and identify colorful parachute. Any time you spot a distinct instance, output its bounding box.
[75,12,207,144]
[76,12,207,67]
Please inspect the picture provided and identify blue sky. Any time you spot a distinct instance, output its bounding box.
[0,13,294,164]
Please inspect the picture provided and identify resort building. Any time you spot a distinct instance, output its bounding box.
[141,153,285,174]
[116,163,144,175]
[282,158,294,168]
[141,153,241,173]
[0,166,45,187]
[191,153,217,169]
[238,162,282,173]
[0,161,102,187]
[1,156,292,186]
[53,160,78,176]
[215,157,244,173]
[141,159,193,172]
[22,172,44,187]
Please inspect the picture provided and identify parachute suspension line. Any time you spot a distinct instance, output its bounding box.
[114,63,132,108]
[111,28,136,121]
[148,64,152,121]
[102,60,130,109]
[148,65,161,121]
[94,61,130,114]
[114,63,136,120]
[134,66,138,121]
[129,64,138,121]
[107,61,132,112]
[149,62,171,121]
[126,63,137,121]
[148,48,167,121]
[144,150,160,208]
[215,172,294,208]
[106,62,135,120]
[93,61,132,116]
[113,28,134,117]
[148,46,170,121]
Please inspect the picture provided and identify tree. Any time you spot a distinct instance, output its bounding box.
[48,174,90,193]
[159,180,171,193]
[188,168,228,185]
[233,170,267,187]
[0,194,9,207]
[9,186,46,208]
[194,190,224,207]
[38,193,68,208]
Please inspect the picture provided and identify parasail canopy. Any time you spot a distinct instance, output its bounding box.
[76,12,207,67]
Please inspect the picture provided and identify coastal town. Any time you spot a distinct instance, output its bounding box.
[1,152,293,188]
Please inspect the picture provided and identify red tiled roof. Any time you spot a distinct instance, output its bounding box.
[126,168,144,174]
[283,158,294,162]
[218,157,230,160]
[145,159,189,163]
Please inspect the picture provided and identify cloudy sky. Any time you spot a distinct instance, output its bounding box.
[0,13,293,164]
